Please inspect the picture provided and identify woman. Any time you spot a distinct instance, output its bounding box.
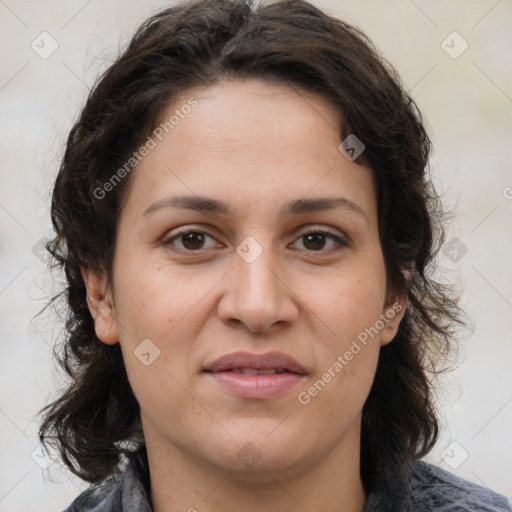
[38,0,511,510]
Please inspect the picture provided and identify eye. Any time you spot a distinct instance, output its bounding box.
[162,228,220,252]
[162,226,349,254]
[291,228,349,252]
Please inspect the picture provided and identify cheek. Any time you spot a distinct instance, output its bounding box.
[297,258,386,403]
[300,322,381,423]
[306,262,387,345]
[114,258,190,340]
[112,257,208,396]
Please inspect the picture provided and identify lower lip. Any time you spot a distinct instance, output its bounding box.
[205,371,306,399]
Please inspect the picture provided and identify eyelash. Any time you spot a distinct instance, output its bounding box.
[162,226,349,254]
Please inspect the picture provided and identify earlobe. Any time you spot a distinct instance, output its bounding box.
[80,265,119,345]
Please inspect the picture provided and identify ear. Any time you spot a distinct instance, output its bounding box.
[380,271,410,347]
[80,265,119,345]
[379,295,408,346]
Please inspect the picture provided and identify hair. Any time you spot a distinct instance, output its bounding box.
[38,0,467,494]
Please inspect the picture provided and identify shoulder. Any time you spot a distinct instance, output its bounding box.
[409,460,511,511]
[61,480,123,512]
[61,446,152,512]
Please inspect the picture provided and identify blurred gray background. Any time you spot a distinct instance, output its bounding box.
[1,0,511,510]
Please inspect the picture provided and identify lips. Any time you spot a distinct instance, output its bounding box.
[203,351,307,375]
[203,351,307,399]
[222,368,288,375]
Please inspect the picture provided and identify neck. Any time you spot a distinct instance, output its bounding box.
[145,424,367,512]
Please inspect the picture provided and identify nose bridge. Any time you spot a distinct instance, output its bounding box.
[238,240,278,297]
[235,235,282,308]
[218,234,297,332]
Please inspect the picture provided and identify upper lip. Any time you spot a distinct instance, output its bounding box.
[203,351,307,374]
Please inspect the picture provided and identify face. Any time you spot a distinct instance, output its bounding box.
[82,78,406,479]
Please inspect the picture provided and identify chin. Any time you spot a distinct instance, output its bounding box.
[204,430,310,477]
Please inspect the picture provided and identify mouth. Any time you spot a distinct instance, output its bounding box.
[203,350,307,374]
[203,351,307,399]
[215,368,296,375]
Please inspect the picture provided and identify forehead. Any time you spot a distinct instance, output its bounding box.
[120,78,376,220]
[164,78,343,158]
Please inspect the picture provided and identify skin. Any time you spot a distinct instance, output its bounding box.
[81,78,407,512]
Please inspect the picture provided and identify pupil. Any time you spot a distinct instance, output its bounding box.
[304,233,325,250]
[183,232,204,250]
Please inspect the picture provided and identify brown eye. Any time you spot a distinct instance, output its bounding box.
[180,232,207,250]
[163,229,218,251]
[292,229,349,252]
[303,232,328,251]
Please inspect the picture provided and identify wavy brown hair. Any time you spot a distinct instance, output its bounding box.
[38,0,467,494]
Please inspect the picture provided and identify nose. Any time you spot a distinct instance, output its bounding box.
[217,245,299,333]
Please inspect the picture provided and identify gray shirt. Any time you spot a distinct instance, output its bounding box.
[63,445,511,512]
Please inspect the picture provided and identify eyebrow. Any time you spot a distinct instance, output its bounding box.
[142,194,368,222]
